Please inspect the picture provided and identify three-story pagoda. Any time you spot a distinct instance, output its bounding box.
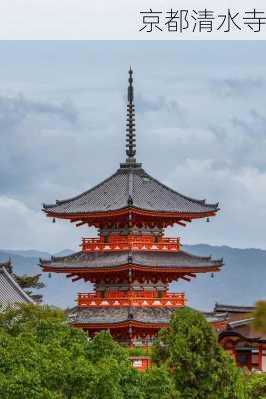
[41,68,223,346]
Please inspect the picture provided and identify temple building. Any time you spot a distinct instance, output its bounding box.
[41,68,223,347]
[215,303,266,372]
[0,260,34,307]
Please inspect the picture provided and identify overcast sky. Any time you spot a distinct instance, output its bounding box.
[0,41,265,252]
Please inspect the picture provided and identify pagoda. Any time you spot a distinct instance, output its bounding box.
[41,68,223,346]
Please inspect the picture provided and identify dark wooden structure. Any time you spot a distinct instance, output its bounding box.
[215,303,266,371]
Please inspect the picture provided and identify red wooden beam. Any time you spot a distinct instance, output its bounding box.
[45,207,217,223]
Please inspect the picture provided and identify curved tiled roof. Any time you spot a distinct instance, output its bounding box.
[214,303,255,313]
[69,306,176,325]
[220,318,266,342]
[203,311,228,324]
[40,250,223,271]
[69,306,227,326]
[43,166,219,215]
[0,261,35,306]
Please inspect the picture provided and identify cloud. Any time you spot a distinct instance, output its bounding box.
[210,77,264,97]
[166,159,266,249]
[0,41,266,251]
[0,196,92,252]
[0,94,79,131]
[0,93,85,207]
[231,109,266,137]
[133,94,188,130]
[136,94,184,114]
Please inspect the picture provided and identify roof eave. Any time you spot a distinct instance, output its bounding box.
[40,263,222,274]
[42,207,219,221]
[70,320,169,329]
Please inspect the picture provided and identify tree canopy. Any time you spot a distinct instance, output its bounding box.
[152,307,246,399]
[245,373,266,399]
[252,300,266,333]
[0,304,260,398]
[0,304,179,399]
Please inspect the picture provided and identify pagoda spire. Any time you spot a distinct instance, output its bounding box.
[126,67,136,163]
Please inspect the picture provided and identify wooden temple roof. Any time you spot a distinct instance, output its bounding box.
[40,250,223,272]
[69,306,175,325]
[0,261,35,306]
[43,70,218,221]
[69,306,228,327]
[214,303,255,314]
[214,304,266,344]
[43,166,219,218]
[220,318,266,343]
[202,311,229,325]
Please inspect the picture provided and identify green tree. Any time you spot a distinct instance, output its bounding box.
[152,307,246,399]
[86,329,129,364]
[15,273,45,303]
[0,305,169,399]
[245,373,266,399]
[0,304,247,399]
[142,366,180,399]
[0,303,65,336]
[252,300,266,333]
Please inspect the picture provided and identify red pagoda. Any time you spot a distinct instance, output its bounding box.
[41,68,223,347]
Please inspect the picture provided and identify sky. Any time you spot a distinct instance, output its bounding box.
[0,41,265,253]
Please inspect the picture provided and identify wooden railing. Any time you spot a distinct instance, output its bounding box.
[77,291,185,308]
[81,235,180,252]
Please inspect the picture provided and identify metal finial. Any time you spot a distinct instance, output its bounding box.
[126,67,136,161]
[128,67,133,104]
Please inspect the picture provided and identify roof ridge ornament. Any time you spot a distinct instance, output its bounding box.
[120,67,142,169]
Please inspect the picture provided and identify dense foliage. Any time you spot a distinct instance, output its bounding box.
[252,300,266,333]
[245,373,266,399]
[0,304,177,398]
[0,304,263,398]
[153,307,246,399]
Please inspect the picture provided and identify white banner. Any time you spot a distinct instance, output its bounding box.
[0,0,266,39]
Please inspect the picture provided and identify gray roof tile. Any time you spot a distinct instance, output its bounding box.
[43,166,218,215]
[41,250,223,270]
[0,261,35,306]
[214,303,255,313]
[69,306,176,325]
[69,306,228,326]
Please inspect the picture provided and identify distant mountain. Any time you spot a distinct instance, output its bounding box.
[1,248,74,259]
[0,249,50,258]
[53,249,75,257]
[0,248,87,309]
[1,244,265,311]
[0,251,41,275]
[177,244,266,311]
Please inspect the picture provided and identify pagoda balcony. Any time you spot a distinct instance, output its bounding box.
[81,235,180,253]
[77,291,185,308]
